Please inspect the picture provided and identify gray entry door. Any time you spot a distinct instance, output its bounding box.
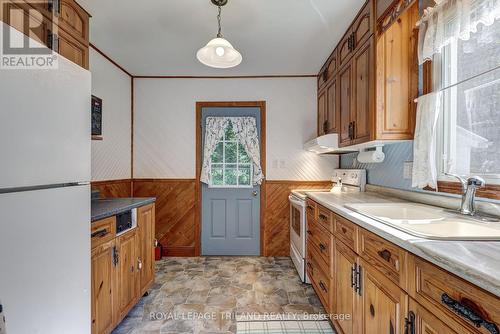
[201,107,261,256]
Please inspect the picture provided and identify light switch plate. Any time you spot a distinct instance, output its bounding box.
[403,161,413,179]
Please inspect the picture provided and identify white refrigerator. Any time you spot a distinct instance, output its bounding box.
[0,23,91,334]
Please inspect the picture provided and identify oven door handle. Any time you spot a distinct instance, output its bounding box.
[288,195,306,208]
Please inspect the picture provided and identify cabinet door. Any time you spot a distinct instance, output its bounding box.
[318,90,327,136]
[351,39,373,145]
[59,0,89,43]
[352,0,373,52]
[1,1,49,45]
[360,259,407,334]
[91,240,115,334]
[408,299,463,334]
[338,30,353,69]
[375,3,418,140]
[326,78,338,134]
[338,63,353,147]
[57,27,89,69]
[137,204,155,296]
[116,230,138,320]
[335,240,361,334]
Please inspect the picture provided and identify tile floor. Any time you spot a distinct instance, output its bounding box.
[112,257,327,334]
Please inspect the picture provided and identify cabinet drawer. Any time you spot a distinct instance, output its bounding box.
[317,204,334,234]
[359,228,407,288]
[334,214,358,253]
[307,222,334,277]
[91,216,116,249]
[410,257,500,334]
[307,245,333,312]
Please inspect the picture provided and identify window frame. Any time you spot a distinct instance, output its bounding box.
[431,31,500,186]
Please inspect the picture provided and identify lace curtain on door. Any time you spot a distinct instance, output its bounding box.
[200,117,264,186]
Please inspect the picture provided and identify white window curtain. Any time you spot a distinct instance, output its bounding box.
[412,92,443,189]
[231,117,264,185]
[200,117,264,186]
[200,117,229,185]
[417,0,500,64]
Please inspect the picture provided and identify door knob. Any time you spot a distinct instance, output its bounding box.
[252,191,258,197]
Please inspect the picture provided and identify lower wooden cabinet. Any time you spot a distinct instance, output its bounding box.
[360,259,407,334]
[408,298,464,334]
[116,229,138,320]
[137,204,155,296]
[334,240,360,334]
[91,240,116,334]
[91,203,156,334]
[306,200,500,334]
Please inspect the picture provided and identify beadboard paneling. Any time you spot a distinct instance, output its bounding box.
[133,179,197,257]
[91,179,132,198]
[264,180,332,256]
[133,78,338,180]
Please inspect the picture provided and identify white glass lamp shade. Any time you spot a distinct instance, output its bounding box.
[196,37,242,68]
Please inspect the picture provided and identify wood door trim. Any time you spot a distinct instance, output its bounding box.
[195,101,267,256]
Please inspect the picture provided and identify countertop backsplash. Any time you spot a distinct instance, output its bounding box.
[341,141,500,206]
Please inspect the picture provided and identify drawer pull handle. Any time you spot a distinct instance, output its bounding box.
[91,229,109,238]
[319,243,326,252]
[307,205,314,211]
[341,227,347,234]
[441,293,499,334]
[307,230,312,236]
[369,304,375,317]
[319,214,328,221]
[377,249,392,263]
[319,281,328,293]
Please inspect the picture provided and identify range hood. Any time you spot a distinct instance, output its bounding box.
[304,134,344,154]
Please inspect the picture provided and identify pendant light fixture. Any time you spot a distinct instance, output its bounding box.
[196,0,242,69]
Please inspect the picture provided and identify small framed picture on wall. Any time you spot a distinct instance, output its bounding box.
[91,95,103,140]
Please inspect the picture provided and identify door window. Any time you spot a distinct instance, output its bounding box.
[209,123,253,188]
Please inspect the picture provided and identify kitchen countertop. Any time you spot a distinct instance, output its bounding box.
[91,197,156,222]
[306,190,500,298]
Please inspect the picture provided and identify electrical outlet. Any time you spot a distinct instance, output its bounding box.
[404,161,413,179]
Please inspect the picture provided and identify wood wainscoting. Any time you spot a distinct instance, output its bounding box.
[133,179,197,257]
[93,178,332,257]
[263,180,332,256]
[91,179,132,198]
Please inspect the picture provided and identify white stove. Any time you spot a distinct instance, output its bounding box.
[289,169,366,283]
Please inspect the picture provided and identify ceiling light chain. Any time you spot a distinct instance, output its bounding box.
[217,6,223,38]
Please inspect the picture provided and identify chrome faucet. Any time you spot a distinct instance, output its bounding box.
[445,173,486,216]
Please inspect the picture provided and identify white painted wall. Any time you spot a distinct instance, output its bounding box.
[90,48,132,181]
[134,77,338,180]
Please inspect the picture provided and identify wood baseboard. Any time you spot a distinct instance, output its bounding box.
[162,246,196,257]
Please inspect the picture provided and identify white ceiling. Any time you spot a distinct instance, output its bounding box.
[78,0,365,76]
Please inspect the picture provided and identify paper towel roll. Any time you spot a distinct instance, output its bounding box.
[357,148,385,163]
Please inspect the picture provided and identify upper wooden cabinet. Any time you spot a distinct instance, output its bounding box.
[338,1,374,70]
[59,0,89,44]
[375,2,418,140]
[0,0,90,69]
[317,0,418,146]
